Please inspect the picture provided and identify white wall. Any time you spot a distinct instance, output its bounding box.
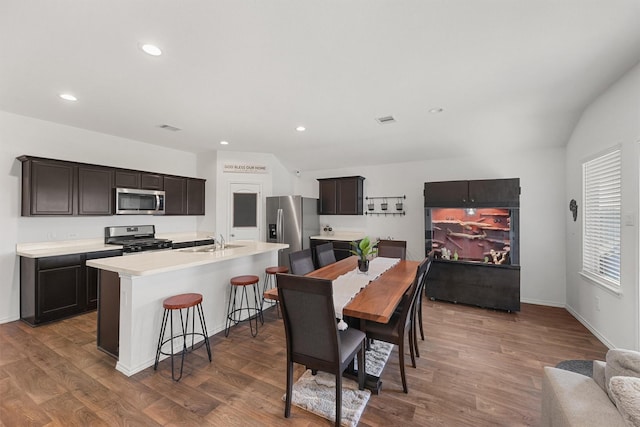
[0,111,212,323]
[565,63,640,350]
[293,146,568,307]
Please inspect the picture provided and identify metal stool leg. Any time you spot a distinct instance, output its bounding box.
[154,308,169,370]
[225,285,238,337]
[196,303,212,362]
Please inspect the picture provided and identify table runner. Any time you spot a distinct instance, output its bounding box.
[333,257,400,329]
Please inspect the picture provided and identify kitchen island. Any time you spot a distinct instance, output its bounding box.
[86,240,288,376]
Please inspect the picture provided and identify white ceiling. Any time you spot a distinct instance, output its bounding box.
[1,1,639,172]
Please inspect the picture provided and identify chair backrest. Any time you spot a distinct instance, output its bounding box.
[289,249,315,275]
[378,240,407,260]
[400,256,432,328]
[276,274,340,369]
[315,242,337,268]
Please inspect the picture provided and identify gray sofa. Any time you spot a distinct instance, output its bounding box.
[541,349,640,427]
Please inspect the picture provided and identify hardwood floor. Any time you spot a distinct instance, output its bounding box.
[0,300,608,426]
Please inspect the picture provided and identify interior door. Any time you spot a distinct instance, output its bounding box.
[228,182,262,241]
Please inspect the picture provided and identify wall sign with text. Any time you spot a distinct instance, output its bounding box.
[223,163,268,174]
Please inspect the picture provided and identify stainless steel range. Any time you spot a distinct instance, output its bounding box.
[105,225,172,254]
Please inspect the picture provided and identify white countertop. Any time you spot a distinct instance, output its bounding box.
[310,232,367,241]
[16,232,216,258]
[86,240,288,276]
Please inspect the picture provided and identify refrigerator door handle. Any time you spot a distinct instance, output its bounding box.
[276,208,283,243]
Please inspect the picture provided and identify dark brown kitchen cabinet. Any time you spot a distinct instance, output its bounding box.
[318,176,365,215]
[21,254,84,325]
[141,173,163,190]
[19,155,205,216]
[114,169,140,188]
[310,238,360,265]
[19,156,76,216]
[85,250,122,310]
[163,176,187,215]
[78,165,114,215]
[20,250,123,325]
[424,178,520,208]
[187,178,206,215]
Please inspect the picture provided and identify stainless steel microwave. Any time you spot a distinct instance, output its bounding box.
[114,188,165,215]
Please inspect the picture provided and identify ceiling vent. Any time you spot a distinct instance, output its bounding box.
[158,124,182,132]
[375,115,396,124]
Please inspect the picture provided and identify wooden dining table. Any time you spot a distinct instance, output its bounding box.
[263,255,420,324]
[263,255,420,394]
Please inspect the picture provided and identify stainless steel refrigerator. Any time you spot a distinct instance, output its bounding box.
[266,196,320,270]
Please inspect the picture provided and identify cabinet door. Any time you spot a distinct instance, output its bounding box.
[115,170,140,188]
[141,173,164,190]
[85,250,122,310]
[26,158,76,215]
[36,254,84,323]
[78,165,114,215]
[337,177,364,215]
[164,176,187,215]
[424,181,469,207]
[318,180,338,214]
[468,178,520,207]
[186,178,206,215]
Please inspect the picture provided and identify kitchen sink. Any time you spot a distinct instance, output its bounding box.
[179,244,244,253]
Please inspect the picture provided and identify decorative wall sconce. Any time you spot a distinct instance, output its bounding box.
[569,199,578,222]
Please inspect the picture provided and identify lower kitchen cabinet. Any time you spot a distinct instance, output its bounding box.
[20,250,123,326]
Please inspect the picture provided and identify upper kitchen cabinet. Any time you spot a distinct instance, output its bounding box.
[115,170,163,190]
[19,156,76,216]
[164,176,206,215]
[186,178,206,215]
[140,173,163,190]
[424,178,520,208]
[318,176,365,215]
[163,176,187,215]
[78,165,114,215]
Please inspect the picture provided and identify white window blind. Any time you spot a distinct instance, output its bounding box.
[582,149,621,286]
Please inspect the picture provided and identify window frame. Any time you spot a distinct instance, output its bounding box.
[580,146,622,294]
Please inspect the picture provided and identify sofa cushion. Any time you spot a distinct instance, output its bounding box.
[541,367,626,427]
[605,349,640,396]
[609,376,640,427]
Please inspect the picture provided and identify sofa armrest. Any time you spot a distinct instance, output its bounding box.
[541,367,625,427]
[593,360,607,392]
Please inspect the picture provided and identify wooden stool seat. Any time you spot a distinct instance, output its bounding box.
[155,292,211,381]
[163,293,203,310]
[265,266,289,275]
[230,275,260,286]
[262,266,288,318]
[225,275,263,337]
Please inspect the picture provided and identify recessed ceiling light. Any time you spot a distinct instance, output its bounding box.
[59,93,77,101]
[141,44,162,56]
[429,107,444,114]
[296,126,306,132]
[220,140,229,145]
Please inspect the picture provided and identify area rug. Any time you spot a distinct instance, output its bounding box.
[556,359,593,377]
[284,340,393,426]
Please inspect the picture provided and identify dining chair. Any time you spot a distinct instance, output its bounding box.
[276,273,366,427]
[411,254,433,358]
[362,256,430,393]
[288,249,315,275]
[377,239,407,259]
[315,242,337,268]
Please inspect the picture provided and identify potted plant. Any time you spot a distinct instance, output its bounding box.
[350,236,378,273]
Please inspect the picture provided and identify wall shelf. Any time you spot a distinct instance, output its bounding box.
[365,194,406,216]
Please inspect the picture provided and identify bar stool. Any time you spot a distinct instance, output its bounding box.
[225,275,262,337]
[154,292,211,381]
[262,266,288,315]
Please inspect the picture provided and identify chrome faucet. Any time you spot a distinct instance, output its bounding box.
[219,234,225,249]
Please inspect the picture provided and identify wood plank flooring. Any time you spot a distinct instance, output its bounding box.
[0,300,608,426]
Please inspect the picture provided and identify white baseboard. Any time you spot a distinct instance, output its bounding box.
[565,304,614,349]
[521,297,565,308]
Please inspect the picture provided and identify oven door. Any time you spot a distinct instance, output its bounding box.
[114,188,165,215]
